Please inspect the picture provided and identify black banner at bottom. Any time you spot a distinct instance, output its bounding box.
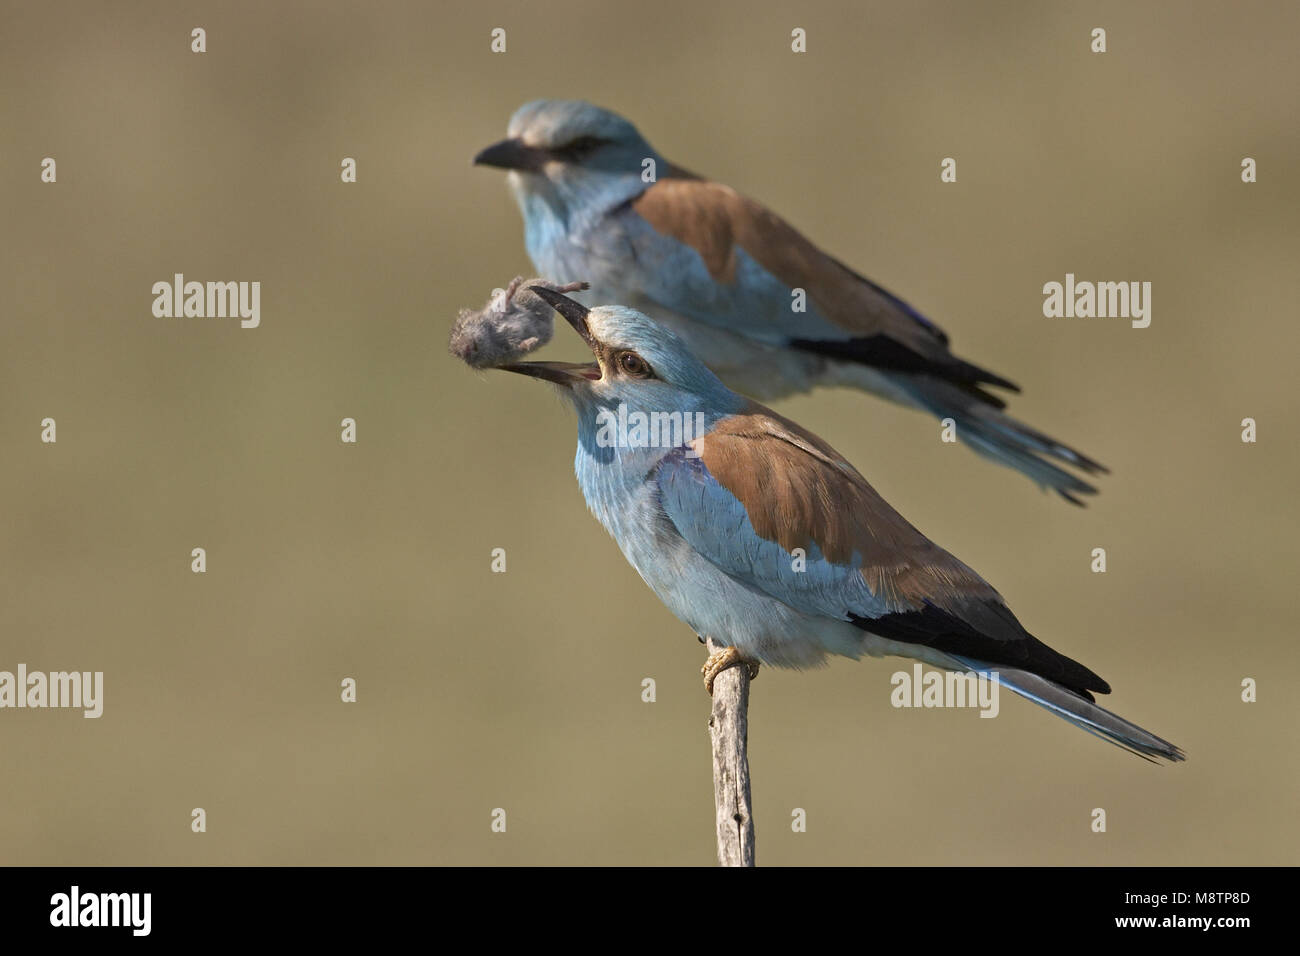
[0,865,1280,941]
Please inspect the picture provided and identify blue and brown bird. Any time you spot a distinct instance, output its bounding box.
[474,99,1108,504]
[485,287,1183,761]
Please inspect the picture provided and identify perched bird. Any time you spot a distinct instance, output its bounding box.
[484,287,1183,761]
[475,99,1108,504]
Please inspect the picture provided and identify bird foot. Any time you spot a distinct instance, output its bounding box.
[701,646,759,695]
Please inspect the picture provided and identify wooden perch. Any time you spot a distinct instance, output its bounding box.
[706,638,756,867]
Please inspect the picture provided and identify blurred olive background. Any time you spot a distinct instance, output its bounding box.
[1,0,1296,866]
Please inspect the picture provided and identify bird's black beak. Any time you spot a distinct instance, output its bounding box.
[528,287,600,352]
[498,287,603,388]
[473,138,549,173]
[497,360,602,386]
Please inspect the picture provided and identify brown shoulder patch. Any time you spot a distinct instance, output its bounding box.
[632,173,946,358]
[695,403,997,610]
[633,178,742,283]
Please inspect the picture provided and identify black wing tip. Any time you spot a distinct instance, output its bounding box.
[850,601,1109,699]
[788,335,1020,399]
[963,363,1020,393]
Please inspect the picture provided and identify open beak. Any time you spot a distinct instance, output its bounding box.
[497,360,601,386]
[497,287,602,388]
[473,138,549,173]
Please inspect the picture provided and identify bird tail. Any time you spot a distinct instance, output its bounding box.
[898,376,1109,505]
[946,654,1185,762]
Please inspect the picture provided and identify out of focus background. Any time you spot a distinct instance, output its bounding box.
[1,0,1296,865]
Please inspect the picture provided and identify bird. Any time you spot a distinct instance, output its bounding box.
[474,99,1108,504]
[487,286,1183,762]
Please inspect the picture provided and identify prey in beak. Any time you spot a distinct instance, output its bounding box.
[498,287,603,387]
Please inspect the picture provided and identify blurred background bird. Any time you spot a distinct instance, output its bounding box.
[490,287,1183,761]
[475,99,1109,504]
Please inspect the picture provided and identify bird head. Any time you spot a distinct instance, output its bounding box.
[498,288,739,422]
[473,100,660,221]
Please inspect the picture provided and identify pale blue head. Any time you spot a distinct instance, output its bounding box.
[497,288,745,440]
[474,100,661,230]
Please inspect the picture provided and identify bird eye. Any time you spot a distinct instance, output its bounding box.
[559,136,604,157]
[615,351,651,378]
